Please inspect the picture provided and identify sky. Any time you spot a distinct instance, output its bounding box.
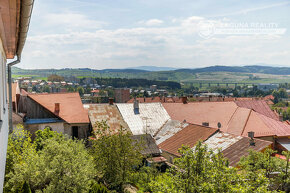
[18,0,290,69]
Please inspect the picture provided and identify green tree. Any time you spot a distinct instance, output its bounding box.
[91,121,143,190]
[5,127,95,192]
[239,148,289,192]
[67,86,75,92]
[147,142,271,193]
[77,86,85,96]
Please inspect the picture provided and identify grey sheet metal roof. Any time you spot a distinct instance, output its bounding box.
[116,103,170,135]
[203,132,242,154]
[155,119,188,145]
[277,138,290,151]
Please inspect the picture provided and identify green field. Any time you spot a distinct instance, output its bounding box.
[12,66,290,84]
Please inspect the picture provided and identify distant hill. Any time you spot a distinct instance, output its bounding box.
[175,65,290,75]
[12,65,290,83]
[127,66,177,71]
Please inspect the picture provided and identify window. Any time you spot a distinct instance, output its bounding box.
[72,126,78,139]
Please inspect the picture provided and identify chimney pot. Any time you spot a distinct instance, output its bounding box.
[134,99,139,114]
[109,98,114,105]
[55,103,60,114]
[182,96,187,104]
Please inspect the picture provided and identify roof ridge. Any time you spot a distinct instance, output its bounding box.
[28,92,78,96]
[240,109,253,136]
[225,106,239,133]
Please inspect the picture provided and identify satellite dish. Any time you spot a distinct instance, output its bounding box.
[217,122,222,129]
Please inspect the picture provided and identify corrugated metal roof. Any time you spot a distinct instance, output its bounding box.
[276,138,290,151]
[155,119,188,145]
[116,103,170,135]
[84,104,129,134]
[203,132,242,154]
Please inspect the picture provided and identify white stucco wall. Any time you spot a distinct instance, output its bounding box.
[0,39,8,192]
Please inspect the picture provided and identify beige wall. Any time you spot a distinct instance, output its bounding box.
[26,122,89,139]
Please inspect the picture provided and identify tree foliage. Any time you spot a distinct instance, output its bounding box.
[5,127,95,193]
[91,121,143,190]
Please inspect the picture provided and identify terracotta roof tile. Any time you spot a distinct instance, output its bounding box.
[158,124,218,156]
[162,102,238,131]
[163,102,290,138]
[235,100,278,120]
[28,92,89,124]
[222,137,272,166]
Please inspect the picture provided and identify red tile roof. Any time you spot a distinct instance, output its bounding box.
[28,92,89,124]
[163,102,238,131]
[158,124,218,156]
[235,100,278,120]
[163,102,290,138]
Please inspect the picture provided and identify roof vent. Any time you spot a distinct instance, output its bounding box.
[202,122,209,127]
[217,122,222,129]
[134,99,139,114]
[248,131,255,146]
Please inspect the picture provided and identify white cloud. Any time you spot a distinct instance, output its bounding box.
[20,14,290,69]
[144,19,164,26]
[44,13,106,31]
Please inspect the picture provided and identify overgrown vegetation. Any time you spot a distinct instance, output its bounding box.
[4,125,290,192]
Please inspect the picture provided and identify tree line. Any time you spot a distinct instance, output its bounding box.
[90,78,181,90]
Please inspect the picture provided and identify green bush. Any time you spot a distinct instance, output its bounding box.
[89,182,110,193]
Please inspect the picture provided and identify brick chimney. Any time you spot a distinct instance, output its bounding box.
[109,98,114,105]
[54,103,60,115]
[181,96,187,104]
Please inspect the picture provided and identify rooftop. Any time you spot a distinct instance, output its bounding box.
[116,103,170,135]
[28,92,89,124]
[131,134,161,156]
[222,137,272,166]
[154,119,188,145]
[84,104,129,134]
[158,123,218,156]
[163,101,290,137]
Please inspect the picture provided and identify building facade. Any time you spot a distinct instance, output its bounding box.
[0,1,34,191]
[0,39,9,192]
[114,88,130,103]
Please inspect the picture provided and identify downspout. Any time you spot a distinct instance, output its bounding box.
[7,56,21,133]
[7,0,34,133]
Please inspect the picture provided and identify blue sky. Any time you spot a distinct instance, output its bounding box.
[19,0,290,69]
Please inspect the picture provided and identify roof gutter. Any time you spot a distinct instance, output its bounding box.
[7,0,34,133]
